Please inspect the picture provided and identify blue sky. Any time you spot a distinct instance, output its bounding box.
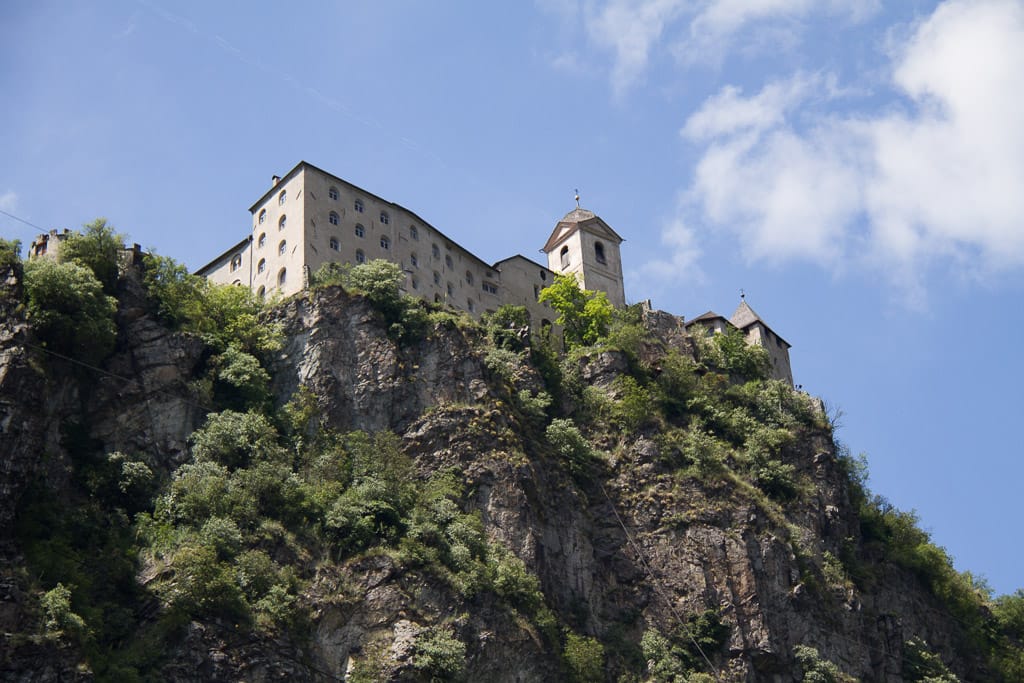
[2,1,1022,596]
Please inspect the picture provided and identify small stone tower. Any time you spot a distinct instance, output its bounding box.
[542,206,626,307]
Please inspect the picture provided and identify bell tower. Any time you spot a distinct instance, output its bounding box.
[541,201,626,307]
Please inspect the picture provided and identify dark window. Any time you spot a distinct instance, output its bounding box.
[594,241,607,264]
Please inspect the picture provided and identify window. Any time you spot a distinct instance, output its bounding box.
[445,254,453,269]
[278,190,286,205]
[410,253,418,268]
[432,243,441,259]
[534,285,540,299]
[594,241,607,265]
[540,270,546,281]
[257,286,265,300]
[411,277,419,290]
[258,232,266,248]
[354,198,364,213]
[467,299,475,313]
[328,186,339,200]
[483,282,498,295]
[447,282,454,298]
[380,211,390,225]
[329,237,339,251]
[560,245,570,268]
[258,209,266,224]
[355,224,365,238]
[277,268,287,286]
[355,249,366,263]
[409,225,419,240]
[329,211,339,225]
[279,215,287,231]
[258,258,266,273]
[433,271,441,285]
[278,240,287,255]
[380,236,390,250]
[230,254,242,272]
[465,270,473,285]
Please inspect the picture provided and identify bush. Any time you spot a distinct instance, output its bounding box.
[538,274,613,349]
[546,419,594,473]
[61,218,125,293]
[483,304,531,350]
[563,631,605,682]
[212,346,271,410]
[40,583,87,638]
[0,238,21,271]
[24,258,117,364]
[190,410,283,469]
[793,645,854,683]
[313,259,428,342]
[412,625,467,681]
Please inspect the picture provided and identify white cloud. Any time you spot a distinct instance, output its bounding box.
[659,0,1024,301]
[584,0,688,96]
[566,0,878,94]
[0,191,17,213]
[644,216,705,283]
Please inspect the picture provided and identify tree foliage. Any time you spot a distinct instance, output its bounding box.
[61,218,126,294]
[538,274,613,348]
[24,258,117,363]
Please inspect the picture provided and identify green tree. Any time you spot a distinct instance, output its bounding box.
[538,274,613,348]
[61,218,125,293]
[24,258,117,363]
[0,238,21,271]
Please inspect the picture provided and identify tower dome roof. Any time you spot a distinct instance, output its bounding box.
[560,207,596,223]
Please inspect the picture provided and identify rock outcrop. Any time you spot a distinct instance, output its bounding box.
[0,265,1001,682]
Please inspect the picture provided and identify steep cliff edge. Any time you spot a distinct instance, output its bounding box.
[1,258,1019,682]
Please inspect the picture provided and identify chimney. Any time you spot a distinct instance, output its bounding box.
[272,175,280,186]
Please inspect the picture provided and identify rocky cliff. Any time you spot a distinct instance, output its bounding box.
[0,259,1016,682]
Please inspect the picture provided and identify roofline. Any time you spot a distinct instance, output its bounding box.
[541,214,625,253]
[493,254,556,273]
[735,319,791,348]
[252,161,499,274]
[195,235,251,275]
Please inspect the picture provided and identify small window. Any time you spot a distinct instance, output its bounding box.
[433,271,441,285]
[355,249,366,264]
[329,211,339,225]
[467,299,475,313]
[230,254,242,272]
[380,236,390,250]
[278,240,287,255]
[277,268,287,286]
[257,286,265,300]
[354,198,364,213]
[278,190,286,205]
[328,186,339,200]
[279,215,287,231]
[329,237,339,251]
[534,285,540,299]
[465,270,474,285]
[410,253,418,268]
[258,209,266,224]
[445,254,453,269]
[258,232,266,248]
[560,245,570,268]
[447,282,454,297]
[258,258,266,273]
[355,224,365,238]
[411,276,419,290]
[540,270,546,281]
[380,211,390,225]
[483,282,498,295]
[594,241,607,265]
[432,243,441,259]
[410,225,419,240]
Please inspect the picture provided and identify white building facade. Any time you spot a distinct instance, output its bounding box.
[198,162,626,329]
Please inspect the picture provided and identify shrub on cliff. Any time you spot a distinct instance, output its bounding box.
[60,218,126,294]
[538,274,613,349]
[23,258,117,364]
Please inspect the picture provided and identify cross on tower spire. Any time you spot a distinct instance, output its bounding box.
[574,188,580,208]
